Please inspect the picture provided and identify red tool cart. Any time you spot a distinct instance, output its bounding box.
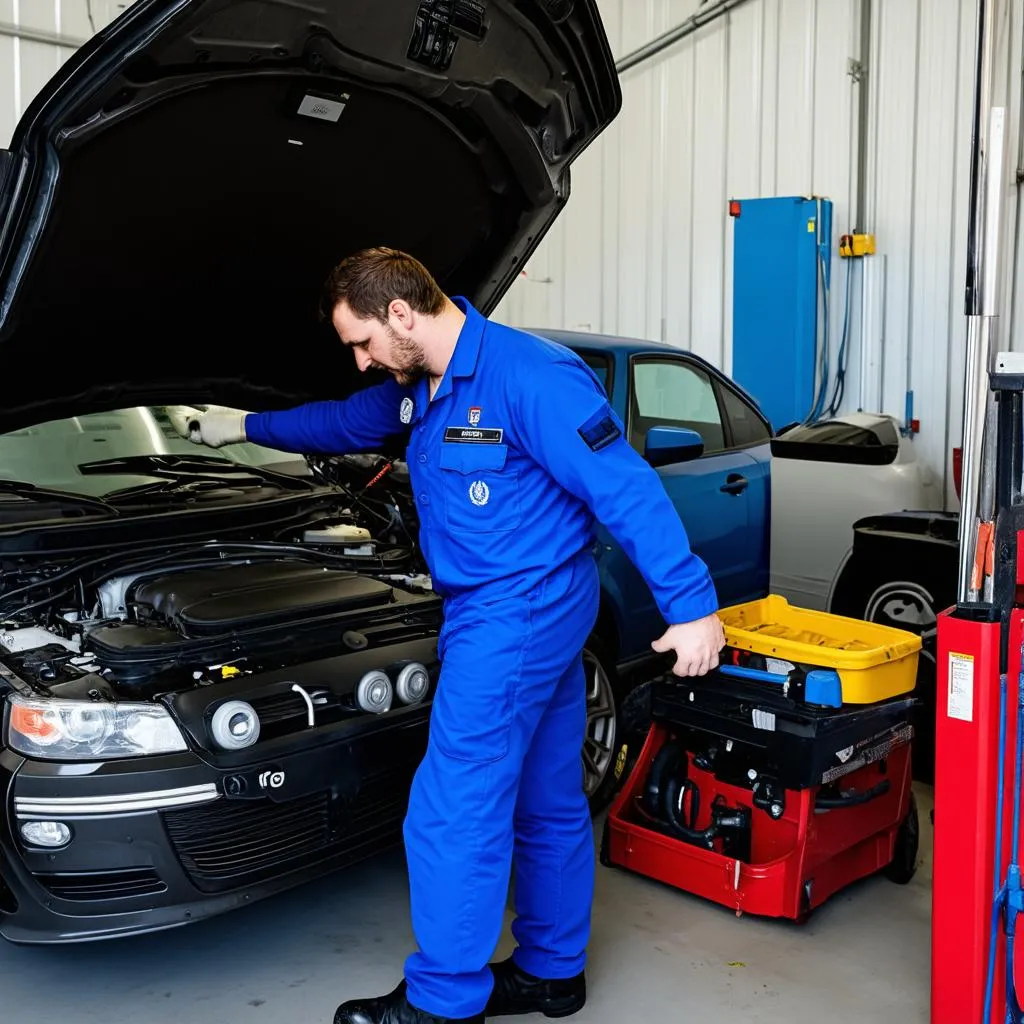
[602,597,922,920]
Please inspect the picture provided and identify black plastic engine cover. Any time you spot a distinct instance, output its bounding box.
[131,562,395,638]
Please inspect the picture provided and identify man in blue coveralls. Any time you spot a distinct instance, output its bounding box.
[170,248,724,1024]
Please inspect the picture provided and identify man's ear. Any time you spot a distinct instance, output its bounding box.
[387,299,415,332]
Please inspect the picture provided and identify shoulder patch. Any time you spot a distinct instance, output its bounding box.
[577,405,622,452]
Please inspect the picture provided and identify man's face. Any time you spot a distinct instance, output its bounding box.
[332,300,429,386]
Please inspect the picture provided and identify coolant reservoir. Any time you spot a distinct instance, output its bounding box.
[302,523,375,554]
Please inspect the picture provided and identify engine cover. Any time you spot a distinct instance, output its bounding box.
[130,561,395,638]
[82,559,438,691]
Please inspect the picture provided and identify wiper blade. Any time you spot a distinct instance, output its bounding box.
[77,454,315,492]
[0,479,119,516]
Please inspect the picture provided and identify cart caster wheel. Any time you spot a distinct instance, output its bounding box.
[884,792,920,885]
[793,880,814,925]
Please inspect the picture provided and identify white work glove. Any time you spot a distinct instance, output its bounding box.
[651,613,726,677]
[166,405,248,448]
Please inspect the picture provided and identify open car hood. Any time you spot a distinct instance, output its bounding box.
[0,0,620,433]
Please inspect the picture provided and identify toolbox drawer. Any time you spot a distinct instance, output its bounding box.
[651,671,918,791]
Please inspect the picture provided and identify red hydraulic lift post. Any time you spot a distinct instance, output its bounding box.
[931,1,1024,1022]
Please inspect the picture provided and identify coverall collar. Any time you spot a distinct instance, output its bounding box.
[432,296,484,400]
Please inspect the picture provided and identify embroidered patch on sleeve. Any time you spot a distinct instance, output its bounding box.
[577,405,623,452]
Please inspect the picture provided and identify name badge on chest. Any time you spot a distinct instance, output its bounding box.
[444,427,504,444]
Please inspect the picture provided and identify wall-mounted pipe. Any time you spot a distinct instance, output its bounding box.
[854,0,871,233]
[615,0,753,75]
[0,22,87,49]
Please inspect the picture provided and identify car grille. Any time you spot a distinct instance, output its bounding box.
[162,764,413,894]
[247,690,349,741]
[36,869,167,902]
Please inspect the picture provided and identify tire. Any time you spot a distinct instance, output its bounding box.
[884,792,920,885]
[598,817,613,868]
[582,633,630,815]
[829,559,951,785]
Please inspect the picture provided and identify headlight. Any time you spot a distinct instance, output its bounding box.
[6,694,188,760]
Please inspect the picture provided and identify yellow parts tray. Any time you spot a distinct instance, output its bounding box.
[717,595,922,705]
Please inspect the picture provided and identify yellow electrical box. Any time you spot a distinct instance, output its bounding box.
[840,232,876,258]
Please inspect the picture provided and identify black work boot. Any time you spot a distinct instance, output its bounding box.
[484,957,586,1018]
[334,981,483,1024]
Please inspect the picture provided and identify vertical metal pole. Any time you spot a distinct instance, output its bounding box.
[959,106,1006,603]
[855,0,871,233]
[958,0,1004,604]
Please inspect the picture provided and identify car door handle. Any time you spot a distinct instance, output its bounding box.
[720,473,748,495]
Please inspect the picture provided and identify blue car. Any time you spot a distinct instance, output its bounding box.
[530,329,773,809]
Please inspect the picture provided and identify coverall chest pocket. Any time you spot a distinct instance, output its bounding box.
[438,442,521,533]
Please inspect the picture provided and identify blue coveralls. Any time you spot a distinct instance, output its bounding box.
[244,298,717,1018]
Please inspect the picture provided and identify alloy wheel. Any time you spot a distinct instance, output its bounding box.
[582,647,616,798]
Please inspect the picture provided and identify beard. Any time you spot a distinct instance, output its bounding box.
[382,323,430,385]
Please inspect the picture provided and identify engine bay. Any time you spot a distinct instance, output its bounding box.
[0,454,440,707]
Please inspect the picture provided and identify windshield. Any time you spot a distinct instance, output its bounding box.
[0,406,305,497]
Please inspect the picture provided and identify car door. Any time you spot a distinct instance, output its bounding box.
[623,353,764,626]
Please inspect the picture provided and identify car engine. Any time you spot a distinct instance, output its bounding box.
[0,455,442,744]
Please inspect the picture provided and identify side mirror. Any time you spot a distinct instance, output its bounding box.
[644,426,704,467]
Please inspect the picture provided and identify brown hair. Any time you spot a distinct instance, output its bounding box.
[320,247,447,323]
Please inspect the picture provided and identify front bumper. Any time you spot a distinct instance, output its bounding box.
[0,698,429,944]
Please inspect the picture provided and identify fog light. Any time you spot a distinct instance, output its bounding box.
[210,700,260,750]
[396,663,429,704]
[356,671,393,714]
[20,821,71,848]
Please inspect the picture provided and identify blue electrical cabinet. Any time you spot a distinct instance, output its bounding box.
[730,196,831,430]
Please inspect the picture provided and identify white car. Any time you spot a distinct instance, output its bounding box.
[769,412,945,612]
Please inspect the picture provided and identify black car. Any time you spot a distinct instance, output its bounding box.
[0,0,620,943]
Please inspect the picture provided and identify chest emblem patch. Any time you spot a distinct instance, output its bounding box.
[469,480,490,506]
[400,397,414,424]
[468,406,481,426]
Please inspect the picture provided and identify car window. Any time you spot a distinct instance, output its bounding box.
[630,359,725,454]
[574,350,612,397]
[718,385,771,447]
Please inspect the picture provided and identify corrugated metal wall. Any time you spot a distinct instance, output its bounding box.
[0,1,127,147]
[0,0,1020,509]
[491,0,1024,510]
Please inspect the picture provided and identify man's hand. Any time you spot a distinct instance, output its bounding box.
[651,613,726,677]
[167,406,248,448]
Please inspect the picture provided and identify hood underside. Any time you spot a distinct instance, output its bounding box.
[0,0,620,433]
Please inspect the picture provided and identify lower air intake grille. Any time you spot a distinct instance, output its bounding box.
[164,792,332,892]
[163,765,415,894]
[36,869,167,902]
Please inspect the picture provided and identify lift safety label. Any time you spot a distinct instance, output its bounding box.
[947,652,975,723]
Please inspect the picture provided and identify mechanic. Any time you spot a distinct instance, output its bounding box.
[169,247,724,1024]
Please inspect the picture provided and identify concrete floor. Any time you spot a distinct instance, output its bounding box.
[2,785,932,1024]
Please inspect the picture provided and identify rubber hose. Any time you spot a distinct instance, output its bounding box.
[644,741,684,819]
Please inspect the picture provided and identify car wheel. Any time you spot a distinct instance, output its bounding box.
[582,635,625,815]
